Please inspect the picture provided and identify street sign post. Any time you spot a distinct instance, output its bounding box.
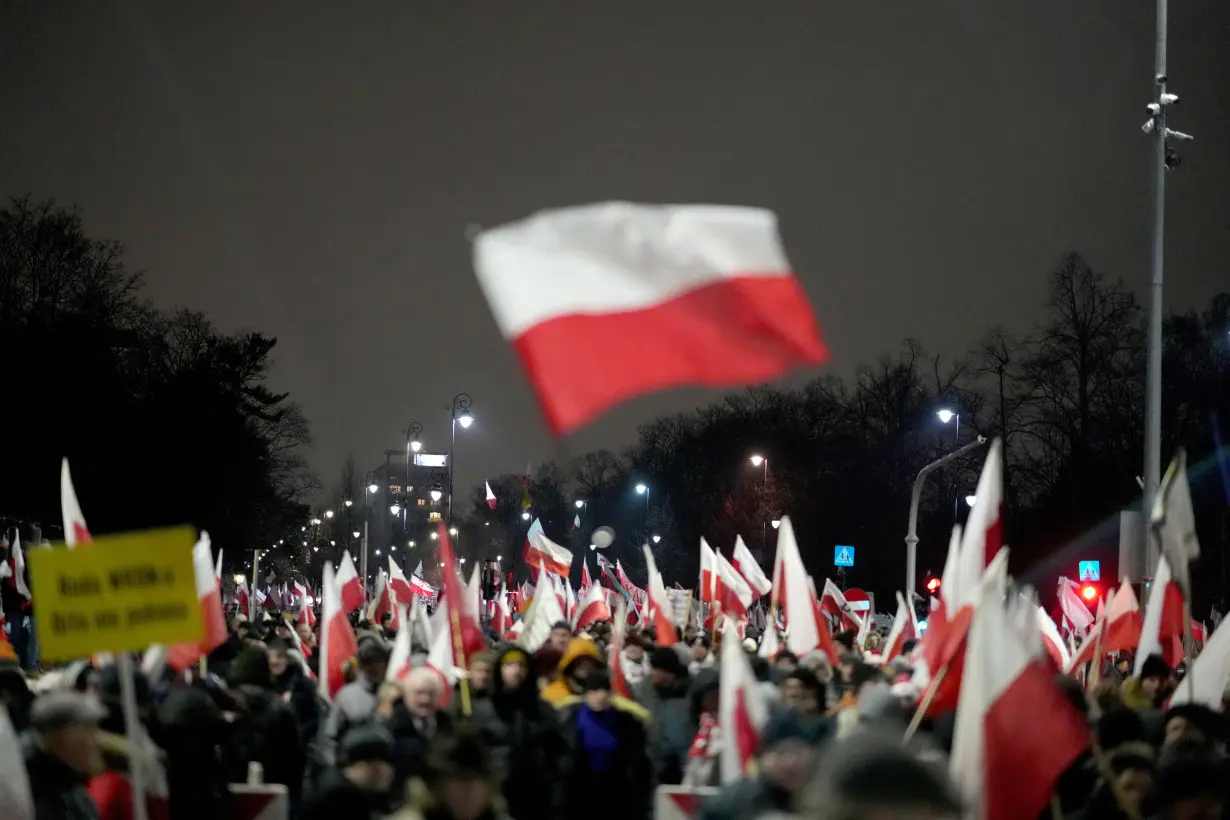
[834,545,855,568]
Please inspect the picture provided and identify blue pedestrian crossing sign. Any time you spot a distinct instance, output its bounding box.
[834,545,855,567]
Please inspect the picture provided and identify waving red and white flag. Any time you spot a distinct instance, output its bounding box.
[775,518,838,664]
[60,458,92,547]
[950,560,1088,820]
[718,616,770,784]
[485,480,497,511]
[318,561,358,699]
[164,532,228,672]
[1056,577,1095,635]
[699,538,718,604]
[335,550,364,615]
[642,545,678,646]
[574,581,613,630]
[715,550,754,619]
[819,578,862,633]
[579,558,594,592]
[731,535,771,598]
[526,528,573,577]
[492,584,513,637]
[472,202,828,434]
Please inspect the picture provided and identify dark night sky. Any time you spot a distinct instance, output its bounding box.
[3,2,1228,501]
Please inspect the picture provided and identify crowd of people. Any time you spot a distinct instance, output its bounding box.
[1,602,1227,820]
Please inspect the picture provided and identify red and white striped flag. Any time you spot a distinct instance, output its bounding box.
[471,202,828,435]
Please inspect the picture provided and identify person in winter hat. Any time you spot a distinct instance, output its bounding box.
[24,690,108,820]
[303,724,397,820]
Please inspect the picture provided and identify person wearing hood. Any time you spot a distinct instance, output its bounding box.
[224,645,306,809]
[557,670,653,820]
[156,686,231,820]
[632,646,694,786]
[1120,653,1172,712]
[542,636,648,719]
[619,634,650,687]
[303,724,397,820]
[471,646,563,819]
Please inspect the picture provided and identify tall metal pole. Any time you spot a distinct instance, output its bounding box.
[904,437,988,600]
[250,548,261,622]
[1140,0,1190,577]
[361,521,369,592]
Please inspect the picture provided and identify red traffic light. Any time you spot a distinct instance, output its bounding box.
[1080,584,1098,601]
[926,577,941,593]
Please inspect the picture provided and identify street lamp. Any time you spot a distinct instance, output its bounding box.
[521,511,531,521]
[635,483,647,494]
[343,499,353,507]
[937,407,962,522]
[430,531,439,540]
[965,495,977,507]
[430,466,446,503]
[352,530,360,538]
[575,499,585,509]
[771,519,781,529]
[652,534,661,544]
[449,527,459,536]
[390,504,401,516]
[446,393,474,524]
[324,510,334,518]
[367,482,379,494]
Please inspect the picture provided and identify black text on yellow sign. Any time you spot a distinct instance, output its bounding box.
[27,526,204,661]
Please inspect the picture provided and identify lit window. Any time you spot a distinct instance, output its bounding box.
[417,499,425,507]
[428,512,442,522]
[388,484,402,494]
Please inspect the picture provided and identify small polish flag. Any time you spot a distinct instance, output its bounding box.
[334,551,364,615]
[472,202,828,434]
[485,480,497,511]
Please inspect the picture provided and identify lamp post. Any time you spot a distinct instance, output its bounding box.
[446,393,473,524]
[363,470,378,589]
[404,420,423,509]
[749,454,769,550]
[903,436,988,600]
[937,409,962,522]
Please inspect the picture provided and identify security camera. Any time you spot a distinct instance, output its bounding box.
[1141,118,1156,134]
[1164,148,1181,170]
[1146,103,1161,115]
[1156,74,1167,85]
[1160,93,1179,105]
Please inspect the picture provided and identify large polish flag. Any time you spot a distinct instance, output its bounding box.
[472,202,829,434]
[318,562,359,700]
[642,544,679,646]
[574,582,613,631]
[718,616,770,785]
[950,562,1088,820]
[699,538,719,603]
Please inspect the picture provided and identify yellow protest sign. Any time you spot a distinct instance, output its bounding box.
[27,526,203,661]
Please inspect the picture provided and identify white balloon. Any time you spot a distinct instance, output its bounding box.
[591,526,616,549]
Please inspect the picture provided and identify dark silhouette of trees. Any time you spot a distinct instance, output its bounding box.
[0,197,315,572]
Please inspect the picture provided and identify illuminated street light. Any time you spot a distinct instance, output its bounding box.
[458,410,473,429]
[408,540,416,548]
[937,408,955,424]
[352,531,360,538]
[233,574,246,585]
[343,499,353,507]
[449,527,459,536]
[460,558,467,564]
[310,518,322,526]
[635,484,647,494]
[368,483,379,494]
[749,454,764,467]
[430,532,439,540]
[521,511,530,521]
[390,504,401,516]
[575,499,585,509]
[965,495,977,507]
[771,519,781,529]
[324,510,334,519]
[652,535,661,544]
[496,555,502,561]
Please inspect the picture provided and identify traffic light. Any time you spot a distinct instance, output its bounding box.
[1080,583,1098,602]
[926,577,941,593]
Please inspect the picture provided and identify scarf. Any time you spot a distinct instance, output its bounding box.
[576,705,619,774]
